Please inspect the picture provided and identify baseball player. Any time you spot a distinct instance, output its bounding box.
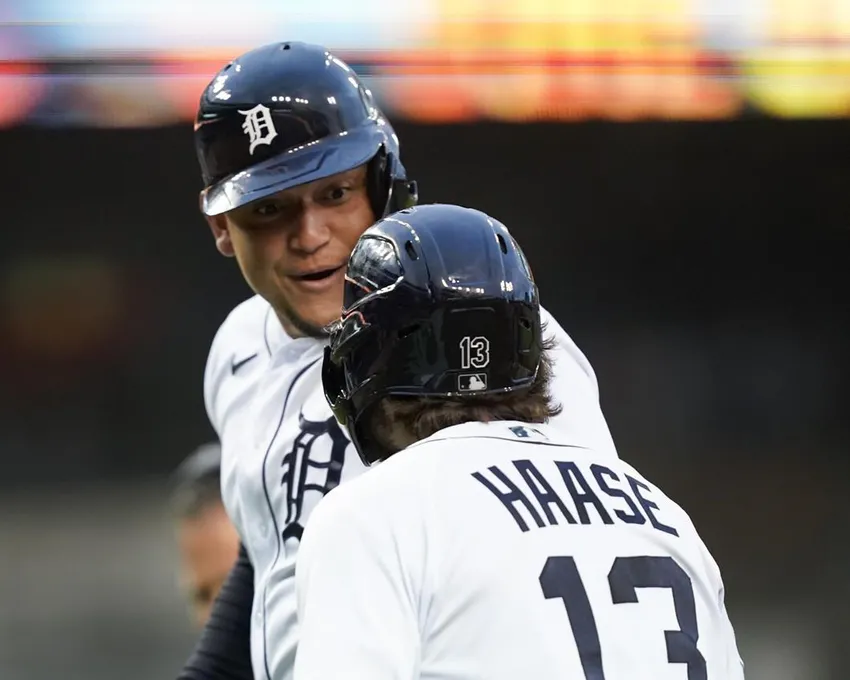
[296,203,745,680]
[179,42,618,680]
[170,442,240,628]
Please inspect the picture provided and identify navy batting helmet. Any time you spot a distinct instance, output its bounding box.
[194,41,418,217]
[322,203,542,465]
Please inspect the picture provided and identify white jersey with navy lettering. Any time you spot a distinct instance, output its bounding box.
[295,420,745,680]
[203,294,619,680]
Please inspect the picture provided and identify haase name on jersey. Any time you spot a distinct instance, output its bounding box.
[472,459,678,536]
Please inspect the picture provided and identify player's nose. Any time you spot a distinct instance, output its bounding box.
[290,206,331,255]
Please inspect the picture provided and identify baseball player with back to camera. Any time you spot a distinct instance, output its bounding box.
[180,41,621,680]
[296,203,745,680]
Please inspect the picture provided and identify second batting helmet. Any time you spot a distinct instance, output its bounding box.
[322,204,542,465]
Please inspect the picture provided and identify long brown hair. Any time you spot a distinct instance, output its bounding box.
[367,333,562,456]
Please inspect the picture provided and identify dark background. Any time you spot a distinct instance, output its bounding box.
[1,120,848,679]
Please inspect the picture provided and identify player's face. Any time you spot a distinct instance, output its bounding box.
[206,165,375,338]
[176,502,240,628]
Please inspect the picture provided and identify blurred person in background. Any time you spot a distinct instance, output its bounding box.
[178,41,618,680]
[170,442,240,629]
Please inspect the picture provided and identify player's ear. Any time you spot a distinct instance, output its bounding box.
[198,191,235,258]
[205,212,235,258]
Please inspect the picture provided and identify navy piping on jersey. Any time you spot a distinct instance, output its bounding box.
[259,356,322,680]
[263,306,274,357]
[406,434,591,451]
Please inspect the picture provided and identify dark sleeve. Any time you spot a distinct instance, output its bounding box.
[177,544,255,680]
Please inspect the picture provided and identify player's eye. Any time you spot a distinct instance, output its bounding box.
[323,185,351,203]
[252,201,280,217]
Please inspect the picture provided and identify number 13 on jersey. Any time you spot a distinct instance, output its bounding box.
[540,555,708,679]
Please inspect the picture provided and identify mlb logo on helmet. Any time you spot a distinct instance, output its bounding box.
[458,373,488,392]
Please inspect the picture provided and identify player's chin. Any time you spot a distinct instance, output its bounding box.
[288,296,344,337]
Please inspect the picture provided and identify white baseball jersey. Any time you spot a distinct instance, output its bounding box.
[295,420,745,680]
[204,294,619,680]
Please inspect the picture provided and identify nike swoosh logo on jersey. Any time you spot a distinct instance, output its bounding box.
[231,352,259,375]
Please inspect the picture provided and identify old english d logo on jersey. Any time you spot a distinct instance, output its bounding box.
[280,411,347,542]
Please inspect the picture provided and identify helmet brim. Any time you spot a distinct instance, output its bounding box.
[201,126,383,217]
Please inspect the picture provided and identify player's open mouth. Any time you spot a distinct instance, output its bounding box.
[290,266,345,291]
[294,266,343,282]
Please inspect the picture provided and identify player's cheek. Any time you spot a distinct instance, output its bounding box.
[350,197,376,243]
[245,236,281,286]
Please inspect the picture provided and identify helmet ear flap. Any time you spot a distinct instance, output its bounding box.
[367,147,419,218]
[321,346,352,427]
[329,312,371,364]
[366,148,390,218]
[395,178,419,211]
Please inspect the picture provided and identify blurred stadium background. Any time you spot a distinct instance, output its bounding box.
[1,1,849,679]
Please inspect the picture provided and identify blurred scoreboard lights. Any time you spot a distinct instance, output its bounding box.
[1,0,850,126]
[382,0,742,122]
[403,0,850,120]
